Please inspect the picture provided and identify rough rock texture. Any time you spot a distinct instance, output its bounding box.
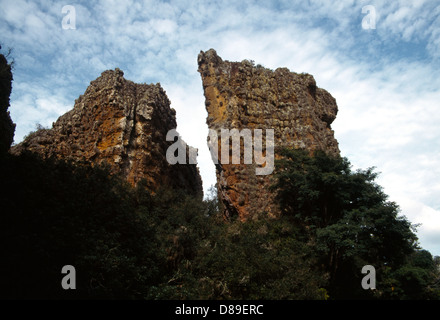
[11,69,203,197]
[0,54,15,153]
[198,49,339,220]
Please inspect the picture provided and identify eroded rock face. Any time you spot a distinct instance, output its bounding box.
[198,49,339,220]
[11,69,203,197]
[0,54,15,153]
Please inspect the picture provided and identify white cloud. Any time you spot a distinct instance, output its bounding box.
[374,0,440,55]
[150,19,178,35]
[392,196,440,254]
[9,81,73,143]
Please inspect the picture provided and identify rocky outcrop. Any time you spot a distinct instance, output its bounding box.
[11,69,203,197]
[198,49,339,220]
[0,54,15,153]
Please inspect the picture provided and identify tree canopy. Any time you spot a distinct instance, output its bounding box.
[272,148,439,299]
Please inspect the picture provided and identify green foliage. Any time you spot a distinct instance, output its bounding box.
[380,250,440,300]
[0,44,15,69]
[186,217,326,300]
[272,148,438,299]
[0,152,163,299]
[143,188,326,300]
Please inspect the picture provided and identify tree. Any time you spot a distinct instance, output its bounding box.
[0,152,164,299]
[272,148,434,299]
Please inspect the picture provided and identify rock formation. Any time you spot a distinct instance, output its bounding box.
[198,49,339,220]
[0,53,15,153]
[11,69,203,197]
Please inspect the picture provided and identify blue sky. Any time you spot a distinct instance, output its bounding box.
[1,0,440,256]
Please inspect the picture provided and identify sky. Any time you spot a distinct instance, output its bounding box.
[1,0,439,256]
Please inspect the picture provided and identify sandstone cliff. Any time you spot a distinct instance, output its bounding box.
[198,49,339,220]
[0,53,15,153]
[11,69,203,197]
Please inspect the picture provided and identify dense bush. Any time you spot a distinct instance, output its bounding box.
[0,152,163,299]
[0,148,438,299]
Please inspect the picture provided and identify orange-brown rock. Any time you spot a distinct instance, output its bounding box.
[11,69,203,197]
[198,49,339,220]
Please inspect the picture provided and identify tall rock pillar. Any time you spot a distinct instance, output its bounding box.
[198,49,339,220]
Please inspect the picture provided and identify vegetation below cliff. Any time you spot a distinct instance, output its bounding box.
[1,149,438,300]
